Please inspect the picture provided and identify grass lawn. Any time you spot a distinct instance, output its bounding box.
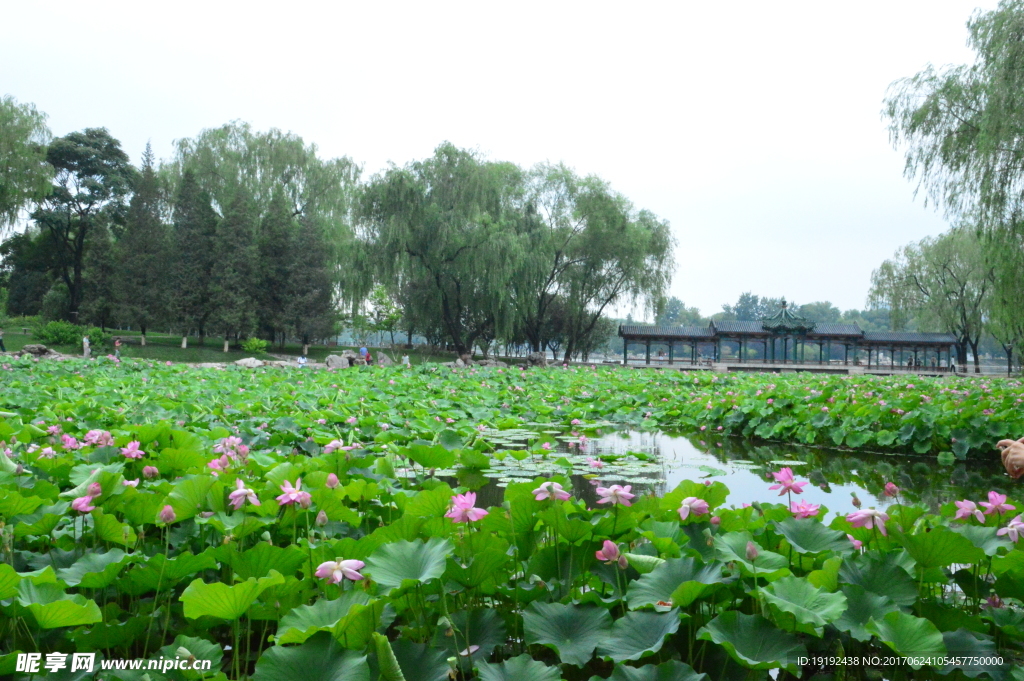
[2,328,457,365]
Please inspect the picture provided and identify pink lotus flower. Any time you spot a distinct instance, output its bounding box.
[847,534,863,550]
[38,446,56,459]
[47,425,62,435]
[533,481,571,501]
[883,482,900,497]
[678,496,710,520]
[980,491,1016,516]
[143,465,160,479]
[61,434,81,450]
[745,541,759,561]
[326,473,340,489]
[445,492,488,523]
[571,419,581,425]
[229,479,261,510]
[122,478,139,487]
[595,540,628,568]
[768,468,808,496]
[586,457,604,470]
[316,510,329,526]
[83,430,114,447]
[846,508,890,536]
[790,500,820,519]
[159,505,176,524]
[541,442,552,450]
[121,441,144,459]
[324,440,345,454]
[996,515,1024,542]
[954,500,985,523]
[87,482,102,497]
[596,484,635,506]
[214,436,243,455]
[207,454,231,474]
[276,479,312,508]
[71,495,95,513]
[710,515,721,526]
[315,558,365,583]
[346,416,358,424]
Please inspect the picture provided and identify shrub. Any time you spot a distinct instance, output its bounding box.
[84,327,112,348]
[33,320,81,346]
[242,337,269,354]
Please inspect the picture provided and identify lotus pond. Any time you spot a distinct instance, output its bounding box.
[0,358,1023,680]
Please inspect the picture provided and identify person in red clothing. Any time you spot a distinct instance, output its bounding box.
[364,349,373,365]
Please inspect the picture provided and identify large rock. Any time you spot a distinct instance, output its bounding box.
[526,352,548,367]
[476,359,508,367]
[234,357,265,368]
[326,350,361,368]
[376,353,394,367]
[21,344,50,356]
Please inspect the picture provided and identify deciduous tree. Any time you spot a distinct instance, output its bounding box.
[0,96,52,228]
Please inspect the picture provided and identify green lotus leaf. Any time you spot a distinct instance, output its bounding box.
[363,538,452,593]
[159,634,224,679]
[123,550,218,595]
[195,511,275,539]
[714,532,790,581]
[865,610,946,668]
[761,575,848,635]
[68,616,150,650]
[390,639,451,681]
[431,608,507,660]
[588,660,709,681]
[252,632,369,681]
[402,484,454,518]
[697,611,805,674]
[274,590,374,645]
[477,655,559,681]
[832,584,898,641]
[837,551,918,606]
[219,542,307,580]
[895,526,985,568]
[773,518,851,554]
[624,553,666,575]
[165,475,219,521]
[951,524,1013,557]
[0,564,20,600]
[405,443,455,469]
[0,493,44,517]
[372,633,406,681]
[437,429,464,451]
[806,556,843,591]
[58,549,136,588]
[180,570,284,620]
[596,609,682,663]
[523,602,612,666]
[91,510,138,546]
[627,557,723,609]
[940,628,1011,678]
[17,581,102,628]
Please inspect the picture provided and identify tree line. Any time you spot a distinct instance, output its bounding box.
[0,106,674,359]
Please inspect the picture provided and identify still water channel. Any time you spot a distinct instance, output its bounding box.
[460,428,1013,519]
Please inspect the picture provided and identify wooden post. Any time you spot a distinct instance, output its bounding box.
[668,341,674,365]
[645,340,651,365]
[622,337,627,365]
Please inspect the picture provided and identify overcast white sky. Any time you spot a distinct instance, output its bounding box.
[1,0,997,318]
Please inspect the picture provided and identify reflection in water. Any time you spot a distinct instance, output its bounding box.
[462,428,1014,520]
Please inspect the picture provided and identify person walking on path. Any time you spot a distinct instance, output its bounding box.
[82,335,90,359]
[0,328,5,353]
[114,338,122,359]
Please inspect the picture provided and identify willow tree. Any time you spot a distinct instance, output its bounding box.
[558,189,674,361]
[885,1,1024,232]
[985,232,1024,374]
[869,229,993,372]
[359,143,527,355]
[0,96,52,229]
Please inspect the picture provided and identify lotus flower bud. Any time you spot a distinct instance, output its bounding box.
[325,473,339,489]
[158,505,176,524]
[316,510,328,527]
[851,494,862,508]
[745,541,759,561]
[88,482,102,496]
[14,464,22,475]
[143,465,160,479]
[710,516,721,527]
[261,531,272,544]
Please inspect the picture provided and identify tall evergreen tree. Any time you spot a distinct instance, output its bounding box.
[116,143,168,344]
[256,194,294,346]
[209,193,257,351]
[80,223,117,330]
[284,217,337,353]
[169,171,217,348]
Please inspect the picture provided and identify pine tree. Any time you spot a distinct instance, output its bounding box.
[284,216,338,352]
[209,193,257,351]
[116,143,168,344]
[80,223,117,330]
[256,194,294,347]
[169,170,217,348]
